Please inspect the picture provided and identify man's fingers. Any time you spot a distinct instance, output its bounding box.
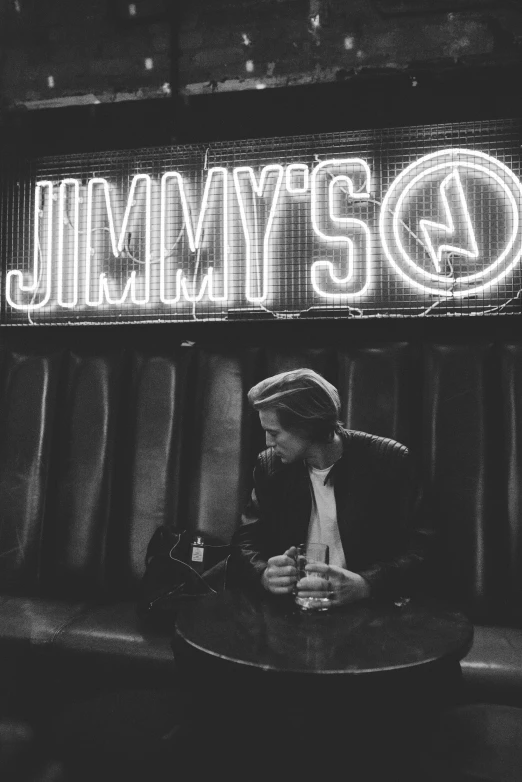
[297,576,330,592]
[265,565,296,578]
[269,576,295,586]
[277,565,296,577]
[268,554,295,568]
[268,547,297,568]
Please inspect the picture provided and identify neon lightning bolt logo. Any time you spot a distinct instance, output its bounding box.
[419,170,479,274]
[379,149,522,298]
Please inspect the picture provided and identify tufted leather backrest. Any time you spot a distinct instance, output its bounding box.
[42,350,123,598]
[0,334,519,625]
[113,349,193,597]
[500,344,522,622]
[186,348,257,543]
[0,349,62,594]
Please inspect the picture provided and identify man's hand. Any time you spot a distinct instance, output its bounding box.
[261,547,297,594]
[297,563,371,606]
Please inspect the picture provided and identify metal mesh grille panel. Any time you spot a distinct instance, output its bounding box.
[3,118,521,325]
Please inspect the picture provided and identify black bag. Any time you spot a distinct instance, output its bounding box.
[136,526,230,630]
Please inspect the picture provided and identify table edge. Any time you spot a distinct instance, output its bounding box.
[173,623,474,676]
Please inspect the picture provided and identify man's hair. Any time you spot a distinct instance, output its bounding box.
[248,368,343,442]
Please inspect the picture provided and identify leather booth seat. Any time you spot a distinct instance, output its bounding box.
[0,334,521,714]
[50,602,173,673]
[461,626,522,706]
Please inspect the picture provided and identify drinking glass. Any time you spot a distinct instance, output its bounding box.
[294,543,332,612]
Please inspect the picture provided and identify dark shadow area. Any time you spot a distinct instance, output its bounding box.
[1,62,521,157]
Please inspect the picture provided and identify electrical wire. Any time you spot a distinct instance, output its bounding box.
[168,557,218,594]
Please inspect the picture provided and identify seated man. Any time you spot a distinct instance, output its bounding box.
[179,369,455,779]
[224,369,450,779]
[230,367,434,603]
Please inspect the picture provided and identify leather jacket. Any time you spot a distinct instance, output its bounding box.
[229,428,435,600]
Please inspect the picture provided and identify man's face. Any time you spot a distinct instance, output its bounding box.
[259,409,311,464]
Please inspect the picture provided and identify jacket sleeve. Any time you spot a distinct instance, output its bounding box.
[228,462,270,591]
[356,450,437,601]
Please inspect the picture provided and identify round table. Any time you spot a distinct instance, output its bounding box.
[173,591,473,782]
[173,591,473,780]
[174,589,473,677]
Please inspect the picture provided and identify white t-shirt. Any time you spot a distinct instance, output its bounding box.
[307,465,346,569]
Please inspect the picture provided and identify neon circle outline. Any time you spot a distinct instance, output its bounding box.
[379,149,522,298]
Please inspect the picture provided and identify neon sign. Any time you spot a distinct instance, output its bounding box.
[310,158,372,299]
[379,149,522,298]
[4,120,522,323]
[159,168,228,304]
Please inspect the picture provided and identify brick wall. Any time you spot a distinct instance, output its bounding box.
[179,0,522,95]
[0,0,171,108]
[0,0,521,109]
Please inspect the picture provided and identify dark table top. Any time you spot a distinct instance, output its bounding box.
[174,590,474,676]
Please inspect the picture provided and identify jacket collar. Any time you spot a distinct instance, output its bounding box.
[280,428,353,486]
[321,428,353,485]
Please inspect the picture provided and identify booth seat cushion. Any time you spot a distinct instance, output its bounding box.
[460,625,522,706]
[0,596,88,647]
[50,602,174,677]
